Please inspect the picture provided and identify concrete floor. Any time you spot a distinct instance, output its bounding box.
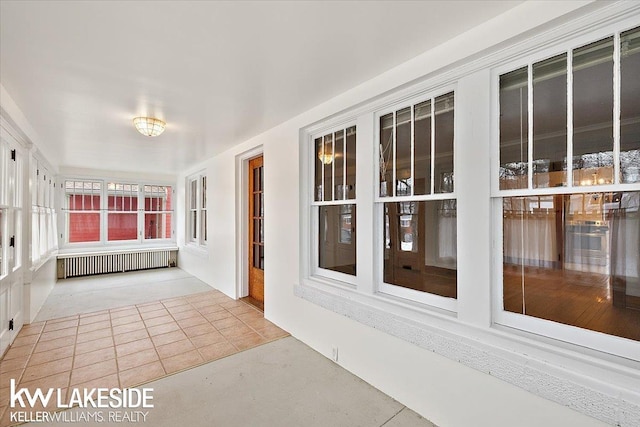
[21,269,436,427]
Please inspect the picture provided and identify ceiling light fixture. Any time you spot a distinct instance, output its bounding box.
[133,117,166,137]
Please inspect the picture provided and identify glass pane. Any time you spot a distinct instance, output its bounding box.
[380,113,394,197]
[191,211,197,240]
[499,67,529,190]
[434,92,455,193]
[259,244,265,270]
[414,100,432,195]
[319,205,356,276]
[0,210,3,276]
[202,177,207,208]
[383,200,457,298]
[533,53,568,188]
[253,193,261,218]
[314,137,323,201]
[201,211,206,241]
[345,126,356,199]
[190,180,197,209]
[108,213,137,241]
[620,26,640,184]
[253,243,260,269]
[502,191,640,341]
[68,213,100,243]
[253,219,261,243]
[396,107,412,196]
[573,37,614,187]
[334,130,345,200]
[323,135,333,201]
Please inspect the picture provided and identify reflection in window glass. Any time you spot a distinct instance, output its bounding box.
[319,205,356,276]
[533,54,567,188]
[620,26,640,184]
[414,100,432,195]
[383,200,457,298]
[380,114,394,197]
[499,67,529,190]
[502,191,640,341]
[315,127,356,201]
[396,107,412,196]
[434,93,455,194]
[573,37,614,186]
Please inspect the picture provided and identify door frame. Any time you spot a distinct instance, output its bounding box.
[235,145,263,300]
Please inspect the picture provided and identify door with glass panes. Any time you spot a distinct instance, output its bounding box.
[248,156,264,304]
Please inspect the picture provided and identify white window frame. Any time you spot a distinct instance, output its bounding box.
[491,20,640,361]
[374,89,458,312]
[309,123,358,286]
[186,171,207,247]
[61,177,175,248]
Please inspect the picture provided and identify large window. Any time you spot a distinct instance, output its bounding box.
[378,92,457,307]
[313,126,356,278]
[187,173,206,246]
[31,158,57,265]
[63,179,174,246]
[496,26,640,350]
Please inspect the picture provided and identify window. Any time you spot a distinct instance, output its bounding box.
[377,92,457,307]
[107,183,138,241]
[313,126,356,278]
[32,160,57,265]
[63,179,174,246]
[144,185,172,240]
[187,172,206,246]
[496,26,640,352]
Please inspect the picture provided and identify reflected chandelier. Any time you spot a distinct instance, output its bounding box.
[133,117,166,137]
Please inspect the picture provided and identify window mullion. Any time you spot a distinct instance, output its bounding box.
[613,31,621,185]
[331,132,335,201]
[343,129,347,201]
[527,63,534,190]
[567,50,574,187]
[392,111,397,197]
[410,104,415,197]
[430,98,435,195]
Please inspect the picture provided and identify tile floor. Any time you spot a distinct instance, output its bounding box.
[0,289,288,427]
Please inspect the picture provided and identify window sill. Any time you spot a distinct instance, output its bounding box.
[294,281,640,426]
[57,244,178,258]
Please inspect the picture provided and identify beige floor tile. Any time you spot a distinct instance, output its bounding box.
[196,304,226,315]
[110,313,142,326]
[70,358,117,386]
[166,304,194,315]
[139,308,170,320]
[204,310,234,322]
[33,335,76,354]
[110,305,137,314]
[161,349,203,374]
[28,346,74,366]
[218,324,254,339]
[190,299,217,309]
[136,302,165,313]
[77,327,113,344]
[79,313,110,325]
[171,309,201,320]
[119,361,165,388]
[176,315,208,329]
[0,369,23,389]
[39,326,78,342]
[227,332,269,351]
[162,298,189,308]
[150,330,188,347]
[254,326,289,339]
[113,328,149,346]
[117,348,159,371]
[182,323,216,338]
[80,309,109,317]
[189,331,227,349]
[219,300,245,309]
[198,341,237,361]
[18,371,70,391]
[156,339,196,359]
[112,321,146,335]
[78,321,111,334]
[147,322,180,336]
[0,356,29,374]
[73,346,116,369]
[212,317,244,330]
[18,322,45,336]
[116,338,154,357]
[46,315,79,325]
[72,373,120,392]
[226,304,257,316]
[143,314,174,327]
[22,356,72,382]
[1,345,34,361]
[241,317,275,330]
[43,319,79,332]
[75,336,113,355]
[109,308,139,319]
[9,334,39,348]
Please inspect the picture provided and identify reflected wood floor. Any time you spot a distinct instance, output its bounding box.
[504,265,640,341]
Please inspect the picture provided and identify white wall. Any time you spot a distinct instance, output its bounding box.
[23,257,57,323]
[176,2,635,426]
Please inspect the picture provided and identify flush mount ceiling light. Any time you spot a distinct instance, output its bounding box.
[133,117,166,137]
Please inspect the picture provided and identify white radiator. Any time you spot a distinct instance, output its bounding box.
[58,249,177,279]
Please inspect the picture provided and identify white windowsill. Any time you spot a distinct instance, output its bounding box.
[181,243,208,258]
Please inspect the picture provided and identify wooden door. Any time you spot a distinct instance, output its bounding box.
[248,156,264,303]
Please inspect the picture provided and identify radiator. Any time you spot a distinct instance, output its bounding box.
[58,249,178,279]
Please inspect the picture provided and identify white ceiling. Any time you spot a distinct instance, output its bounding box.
[0,1,523,175]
